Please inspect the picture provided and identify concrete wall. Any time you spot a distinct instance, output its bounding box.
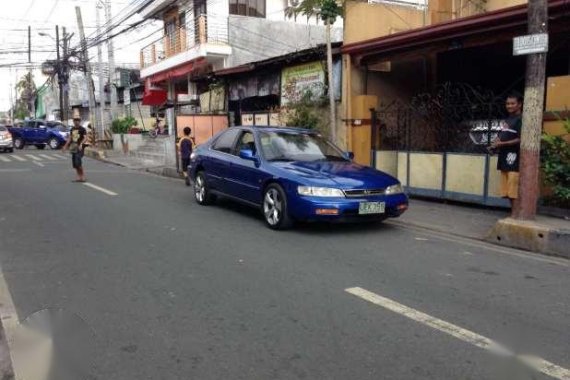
[227,15,342,67]
[486,0,526,11]
[344,1,425,45]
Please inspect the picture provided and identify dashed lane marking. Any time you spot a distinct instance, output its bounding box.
[82,182,118,196]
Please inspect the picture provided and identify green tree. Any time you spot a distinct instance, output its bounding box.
[285,0,343,143]
[541,118,570,208]
[14,72,36,119]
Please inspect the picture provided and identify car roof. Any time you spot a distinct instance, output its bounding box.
[244,126,318,134]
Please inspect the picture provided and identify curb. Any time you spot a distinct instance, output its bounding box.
[0,318,15,379]
[486,217,570,259]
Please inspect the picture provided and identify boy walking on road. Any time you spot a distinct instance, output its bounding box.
[178,127,193,186]
[63,114,87,183]
[491,92,523,209]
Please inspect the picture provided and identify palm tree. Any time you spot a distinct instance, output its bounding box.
[285,0,342,143]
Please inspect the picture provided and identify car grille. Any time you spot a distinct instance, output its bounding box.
[343,188,386,198]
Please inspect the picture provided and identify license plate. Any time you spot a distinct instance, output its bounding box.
[358,201,385,215]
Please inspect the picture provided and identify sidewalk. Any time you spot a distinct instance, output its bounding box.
[85,147,569,258]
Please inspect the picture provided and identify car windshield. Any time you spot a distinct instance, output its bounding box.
[0,126,6,132]
[259,131,347,162]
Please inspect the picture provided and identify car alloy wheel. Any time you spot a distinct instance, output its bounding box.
[262,184,292,230]
[263,188,282,226]
[194,172,214,205]
[48,138,60,150]
[195,175,206,203]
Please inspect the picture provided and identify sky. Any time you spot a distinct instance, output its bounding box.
[0,0,162,112]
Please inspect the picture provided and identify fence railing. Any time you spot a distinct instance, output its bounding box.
[140,14,228,69]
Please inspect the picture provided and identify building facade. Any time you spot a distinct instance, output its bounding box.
[135,0,343,136]
[340,0,570,207]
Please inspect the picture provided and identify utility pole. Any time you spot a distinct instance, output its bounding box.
[62,27,70,123]
[76,6,98,131]
[96,3,106,138]
[28,25,34,118]
[105,0,118,122]
[325,19,336,143]
[512,0,548,220]
[56,25,65,122]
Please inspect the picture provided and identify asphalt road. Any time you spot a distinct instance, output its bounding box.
[0,148,568,380]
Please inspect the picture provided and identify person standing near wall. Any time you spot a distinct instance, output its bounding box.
[178,127,193,186]
[491,92,523,209]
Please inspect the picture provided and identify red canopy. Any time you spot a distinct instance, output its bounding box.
[142,79,167,106]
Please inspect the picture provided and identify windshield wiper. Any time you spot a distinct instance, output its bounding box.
[268,156,295,162]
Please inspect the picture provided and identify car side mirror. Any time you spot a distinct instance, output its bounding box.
[239,149,257,161]
[344,151,355,160]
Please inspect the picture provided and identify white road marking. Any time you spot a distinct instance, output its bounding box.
[37,154,56,160]
[82,182,118,196]
[25,154,41,161]
[345,287,570,380]
[0,155,10,162]
[10,155,26,162]
[53,153,67,159]
[33,161,45,167]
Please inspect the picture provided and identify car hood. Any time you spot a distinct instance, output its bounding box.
[271,160,399,189]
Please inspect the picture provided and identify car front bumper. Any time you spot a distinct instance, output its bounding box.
[0,140,13,148]
[288,193,409,222]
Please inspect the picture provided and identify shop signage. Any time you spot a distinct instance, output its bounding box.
[513,33,548,56]
[281,61,325,106]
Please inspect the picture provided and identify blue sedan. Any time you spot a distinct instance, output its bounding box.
[188,126,408,229]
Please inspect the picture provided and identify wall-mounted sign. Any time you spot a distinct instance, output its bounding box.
[255,113,268,126]
[281,61,325,106]
[241,113,254,126]
[513,33,548,56]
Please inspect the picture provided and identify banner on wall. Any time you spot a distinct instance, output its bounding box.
[229,72,280,101]
[280,61,325,106]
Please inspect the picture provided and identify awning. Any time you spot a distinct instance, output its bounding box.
[343,0,569,63]
[142,79,167,106]
[148,59,207,84]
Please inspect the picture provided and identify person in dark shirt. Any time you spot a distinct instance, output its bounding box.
[63,115,87,183]
[491,92,522,208]
[178,127,194,186]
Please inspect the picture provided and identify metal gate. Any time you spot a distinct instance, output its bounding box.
[371,83,509,207]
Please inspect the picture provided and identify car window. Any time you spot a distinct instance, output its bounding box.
[234,131,257,156]
[212,128,240,154]
[0,126,7,132]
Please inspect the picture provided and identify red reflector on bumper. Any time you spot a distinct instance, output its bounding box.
[316,209,339,215]
[397,204,408,211]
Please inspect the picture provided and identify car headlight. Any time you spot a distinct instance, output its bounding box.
[385,184,404,195]
[190,152,197,160]
[298,186,345,197]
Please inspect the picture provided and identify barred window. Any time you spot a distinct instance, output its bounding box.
[230,0,265,18]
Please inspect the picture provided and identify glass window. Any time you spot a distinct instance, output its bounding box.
[230,0,265,18]
[212,128,240,153]
[234,131,257,156]
[259,131,346,162]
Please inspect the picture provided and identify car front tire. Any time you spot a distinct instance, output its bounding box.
[194,171,215,205]
[262,184,293,230]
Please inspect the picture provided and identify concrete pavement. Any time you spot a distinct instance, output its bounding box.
[0,149,568,379]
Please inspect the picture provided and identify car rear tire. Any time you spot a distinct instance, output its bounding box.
[8,148,13,153]
[48,138,60,150]
[14,138,24,150]
[194,171,215,205]
[262,184,293,230]
[35,144,46,150]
